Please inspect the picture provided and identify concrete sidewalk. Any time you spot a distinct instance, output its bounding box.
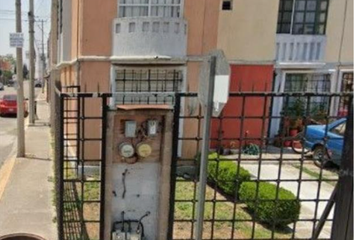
[0,94,57,240]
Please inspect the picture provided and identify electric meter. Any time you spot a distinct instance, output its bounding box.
[136,143,152,158]
[119,142,135,158]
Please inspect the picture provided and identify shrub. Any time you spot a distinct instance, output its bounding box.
[239,182,301,227]
[208,153,251,196]
[242,143,260,155]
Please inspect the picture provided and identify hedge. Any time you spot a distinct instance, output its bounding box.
[207,153,251,196]
[239,182,301,227]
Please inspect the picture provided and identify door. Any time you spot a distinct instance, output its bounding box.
[327,121,346,165]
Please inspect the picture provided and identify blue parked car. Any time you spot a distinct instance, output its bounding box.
[304,118,346,166]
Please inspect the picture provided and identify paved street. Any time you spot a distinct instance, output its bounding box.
[0,94,57,240]
[0,81,40,167]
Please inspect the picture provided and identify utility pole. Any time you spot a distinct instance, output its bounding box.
[28,0,35,124]
[40,19,46,94]
[15,0,25,157]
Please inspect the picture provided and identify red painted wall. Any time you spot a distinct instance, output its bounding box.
[210,65,274,150]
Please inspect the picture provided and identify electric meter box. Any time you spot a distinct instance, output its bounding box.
[104,105,173,240]
[124,120,137,137]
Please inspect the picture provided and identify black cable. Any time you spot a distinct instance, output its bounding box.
[122,169,128,198]
[113,220,145,237]
[121,211,125,232]
[136,211,150,235]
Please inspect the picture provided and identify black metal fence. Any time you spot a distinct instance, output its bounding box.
[53,87,353,240]
[54,87,108,240]
[169,92,353,240]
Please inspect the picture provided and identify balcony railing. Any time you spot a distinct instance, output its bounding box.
[276,34,326,63]
[112,17,187,59]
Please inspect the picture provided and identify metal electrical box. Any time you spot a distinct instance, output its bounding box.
[124,120,137,137]
[105,105,173,240]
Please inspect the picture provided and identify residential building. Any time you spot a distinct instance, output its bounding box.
[49,0,353,156]
[270,0,353,136]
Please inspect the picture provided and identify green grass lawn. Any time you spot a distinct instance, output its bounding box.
[292,164,337,187]
[173,179,293,239]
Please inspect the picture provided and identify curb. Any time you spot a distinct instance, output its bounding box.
[0,113,30,201]
[0,155,16,201]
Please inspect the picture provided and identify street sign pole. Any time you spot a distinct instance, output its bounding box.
[195,49,230,239]
[194,56,217,240]
[15,0,25,157]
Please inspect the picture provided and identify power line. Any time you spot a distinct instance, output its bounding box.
[0,17,47,22]
[0,18,29,22]
[0,9,28,14]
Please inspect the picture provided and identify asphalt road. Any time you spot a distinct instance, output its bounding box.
[0,81,40,167]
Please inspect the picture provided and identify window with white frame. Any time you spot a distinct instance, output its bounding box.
[119,0,182,18]
[283,73,331,117]
[338,72,353,117]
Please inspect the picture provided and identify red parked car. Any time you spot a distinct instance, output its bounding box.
[0,94,28,117]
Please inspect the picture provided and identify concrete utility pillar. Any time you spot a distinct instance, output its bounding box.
[104,105,173,240]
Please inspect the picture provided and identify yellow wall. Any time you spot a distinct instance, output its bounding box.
[184,0,220,56]
[325,0,353,63]
[71,0,79,59]
[217,0,279,62]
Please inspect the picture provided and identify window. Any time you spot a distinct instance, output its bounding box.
[115,68,183,104]
[331,122,346,136]
[284,73,331,116]
[222,0,232,10]
[129,22,136,32]
[277,0,329,35]
[119,0,182,18]
[3,95,17,101]
[338,72,353,117]
[116,23,121,33]
[284,73,331,93]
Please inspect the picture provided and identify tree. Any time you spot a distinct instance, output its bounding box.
[4,55,16,66]
[3,70,13,81]
[23,64,28,79]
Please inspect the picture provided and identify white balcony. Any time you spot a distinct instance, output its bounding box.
[276,34,326,64]
[112,17,187,59]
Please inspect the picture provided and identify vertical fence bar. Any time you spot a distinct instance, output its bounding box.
[58,94,64,240]
[100,95,108,240]
[168,93,181,240]
[331,102,353,240]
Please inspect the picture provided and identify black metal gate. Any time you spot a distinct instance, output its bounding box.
[169,92,353,240]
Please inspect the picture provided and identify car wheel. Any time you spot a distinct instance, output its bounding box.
[291,132,311,154]
[313,145,331,168]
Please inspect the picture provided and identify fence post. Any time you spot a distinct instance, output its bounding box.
[167,93,182,240]
[100,96,107,240]
[331,102,353,240]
